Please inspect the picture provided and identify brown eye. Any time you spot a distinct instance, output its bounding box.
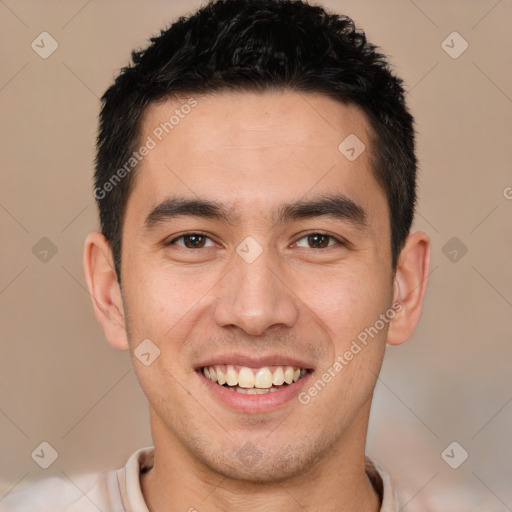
[296,233,338,249]
[169,234,215,248]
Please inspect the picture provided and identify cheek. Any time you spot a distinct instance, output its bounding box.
[296,271,391,411]
[299,267,390,347]
[123,266,206,400]
[126,262,192,324]
[123,261,221,361]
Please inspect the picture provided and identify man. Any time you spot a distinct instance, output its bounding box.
[2,0,429,510]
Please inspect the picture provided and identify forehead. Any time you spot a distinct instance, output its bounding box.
[127,91,387,225]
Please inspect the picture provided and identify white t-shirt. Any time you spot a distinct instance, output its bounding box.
[0,447,399,511]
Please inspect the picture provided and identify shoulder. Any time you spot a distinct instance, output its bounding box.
[0,469,122,512]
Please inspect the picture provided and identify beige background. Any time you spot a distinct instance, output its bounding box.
[1,0,511,509]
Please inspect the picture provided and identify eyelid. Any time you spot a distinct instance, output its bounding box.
[166,232,217,247]
[293,231,346,248]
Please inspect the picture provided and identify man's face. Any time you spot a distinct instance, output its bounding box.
[121,91,394,481]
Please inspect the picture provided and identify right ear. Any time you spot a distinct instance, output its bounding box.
[83,232,129,350]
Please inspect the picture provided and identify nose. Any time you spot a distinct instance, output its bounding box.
[212,248,299,336]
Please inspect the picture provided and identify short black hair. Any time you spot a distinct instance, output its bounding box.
[95,0,416,281]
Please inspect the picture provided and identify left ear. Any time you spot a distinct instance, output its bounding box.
[387,231,431,346]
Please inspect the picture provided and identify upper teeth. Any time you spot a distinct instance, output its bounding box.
[203,365,306,388]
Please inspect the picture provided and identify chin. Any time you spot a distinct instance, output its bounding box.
[215,458,305,484]
[199,438,328,484]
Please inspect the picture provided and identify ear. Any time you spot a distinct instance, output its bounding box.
[83,232,129,350]
[386,231,430,346]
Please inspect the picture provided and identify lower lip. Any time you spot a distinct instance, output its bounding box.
[198,370,313,413]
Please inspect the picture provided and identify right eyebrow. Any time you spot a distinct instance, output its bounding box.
[144,196,236,230]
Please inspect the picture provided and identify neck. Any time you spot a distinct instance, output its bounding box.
[141,406,380,512]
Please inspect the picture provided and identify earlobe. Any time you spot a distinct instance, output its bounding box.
[387,231,431,346]
[83,232,129,351]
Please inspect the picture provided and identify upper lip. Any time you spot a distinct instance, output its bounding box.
[195,353,314,371]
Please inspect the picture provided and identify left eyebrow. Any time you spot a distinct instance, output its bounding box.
[273,193,368,228]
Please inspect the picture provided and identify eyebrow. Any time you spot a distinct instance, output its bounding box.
[144,193,368,230]
[275,194,367,227]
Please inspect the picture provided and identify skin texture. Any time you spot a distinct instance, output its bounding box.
[84,91,430,512]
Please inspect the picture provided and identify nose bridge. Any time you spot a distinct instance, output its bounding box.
[213,245,299,335]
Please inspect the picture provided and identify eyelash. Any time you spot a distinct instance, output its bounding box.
[167,232,344,250]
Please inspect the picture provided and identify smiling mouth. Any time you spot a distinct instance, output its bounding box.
[201,364,309,394]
